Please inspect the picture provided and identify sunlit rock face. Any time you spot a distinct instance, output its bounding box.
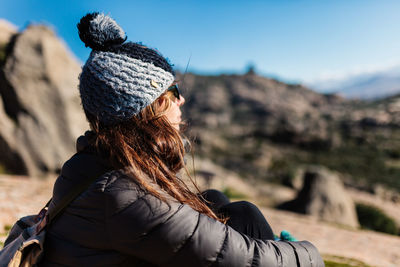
[0,23,87,176]
[0,19,17,45]
[278,166,359,228]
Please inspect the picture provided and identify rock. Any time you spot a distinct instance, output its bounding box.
[180,72,351,181]
[177,68,400,189]
[0,19,17,45]
[277,166,359,228]
[283,168,304,191]
[0,23,87,176]
[0,20,17,65]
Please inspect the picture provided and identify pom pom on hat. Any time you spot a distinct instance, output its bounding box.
[77,12,126,50]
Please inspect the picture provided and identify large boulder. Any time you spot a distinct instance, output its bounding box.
[0,19,17,45]
[0,23,87,176]
[278,166,359,228]
[0,20,17,64]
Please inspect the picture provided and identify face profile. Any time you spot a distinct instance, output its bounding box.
[163,84,185,130]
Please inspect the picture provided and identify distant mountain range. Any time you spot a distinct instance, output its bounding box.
[308,67,400,100]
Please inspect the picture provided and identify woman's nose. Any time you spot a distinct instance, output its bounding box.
[177,95,185,106]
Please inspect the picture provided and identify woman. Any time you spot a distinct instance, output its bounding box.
[41,13,324,266]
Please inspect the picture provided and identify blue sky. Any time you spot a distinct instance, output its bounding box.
[2,0,400,84]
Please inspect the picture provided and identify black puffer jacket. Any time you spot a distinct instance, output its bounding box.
[41,143,324,266]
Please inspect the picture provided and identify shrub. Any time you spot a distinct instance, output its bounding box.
[268,158,297,185]
[222,187,247,200]
[356,203,398,235]
[324,261,362,267]
[323,255,372,267]
[3,224,12,232]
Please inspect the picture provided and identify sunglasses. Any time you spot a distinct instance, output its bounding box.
[167,84,181,100]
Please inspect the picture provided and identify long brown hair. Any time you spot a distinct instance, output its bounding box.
[86,91,222,222]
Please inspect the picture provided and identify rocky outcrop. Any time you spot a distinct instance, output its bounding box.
[180,73,348,180]
[182,73,345,146]
[0,23,87,176]
[277,166,359,228]
[0,20,17,65]
[0,20,17,45]
[179,70,400,193]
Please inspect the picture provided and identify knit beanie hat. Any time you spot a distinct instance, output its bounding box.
[77,12,175,125]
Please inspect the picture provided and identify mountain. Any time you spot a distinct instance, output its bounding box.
[309,67,400,99]
[180,72,400,191]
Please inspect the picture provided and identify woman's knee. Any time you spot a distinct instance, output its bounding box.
[201,189,230,212]
[221,201,275,240]
[221,201,263,218]
[201,189,226,200]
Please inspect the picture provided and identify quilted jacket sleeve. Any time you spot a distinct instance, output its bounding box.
[105,186,324,267]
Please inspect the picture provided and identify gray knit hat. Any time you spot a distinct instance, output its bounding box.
[77,12,175,125]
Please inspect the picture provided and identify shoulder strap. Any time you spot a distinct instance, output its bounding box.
[47,152,112,225]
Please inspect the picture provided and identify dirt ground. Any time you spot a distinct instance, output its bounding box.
[0,175,54,232]
[0,174,399,267]
[262,207,400,267]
